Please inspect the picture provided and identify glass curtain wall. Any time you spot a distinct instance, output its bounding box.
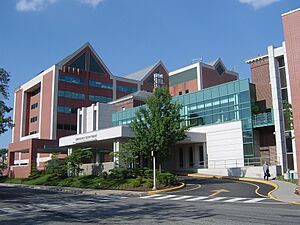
[112,79,254,159]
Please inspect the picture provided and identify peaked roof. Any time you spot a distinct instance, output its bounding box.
[56,42,114,77]
[124,61,168,82]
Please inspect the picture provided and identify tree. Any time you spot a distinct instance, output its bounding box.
[0,68,13,135]
[65,149,92,177]
[122,87,189,168]
[283,101,293,131]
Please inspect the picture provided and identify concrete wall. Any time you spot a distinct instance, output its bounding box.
[197,165,278,178]
[190,121,244,168]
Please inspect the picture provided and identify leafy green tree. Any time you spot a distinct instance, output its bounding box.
[122,87,188,168]
[0,68,13,135]
[0,148,8,171]
[66,149,92,177]
[283,101,293,131]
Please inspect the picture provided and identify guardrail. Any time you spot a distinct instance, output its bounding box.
[194,156,279,169]
[252,111,274,128]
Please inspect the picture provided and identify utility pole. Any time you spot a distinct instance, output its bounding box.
[152,151,157,190]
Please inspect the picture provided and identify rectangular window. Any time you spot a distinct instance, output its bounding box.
[116,85,137,93]
[58,90,84,100]
[30,116,38,123]
[31,103,38,110]
[93,110,97,131]
[29,131,37,135]
[89,95,112,103]
[57,123,77,131]
[57,106,77,114]
[59,75,84,85]
[185,90,189,94]
[179,91,182,96]
[89,80,113,90]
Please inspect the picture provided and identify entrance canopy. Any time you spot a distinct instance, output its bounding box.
[59,125,134,148]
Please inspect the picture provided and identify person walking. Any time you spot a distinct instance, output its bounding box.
[263,161,270,180]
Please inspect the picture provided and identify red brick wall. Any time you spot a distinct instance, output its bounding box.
[202,67,237,89]
[250,58,273,110]
[40,71,54,139]
[169,79,198,96]
[282,10,300,188]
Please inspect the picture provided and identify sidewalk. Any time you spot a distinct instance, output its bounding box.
[269,180,300,204]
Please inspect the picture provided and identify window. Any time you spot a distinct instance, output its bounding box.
[89,80,113,90]
[58,90,85,100]
[93,110,97,131]
[57,123,77,131]
[116,85,137,93]
[29,131,37,135]
[179,91,182,96]
[185,90,189,94]
[59,75,83,85]
[199,146,204,166]
[31,103,38,110]
[89,95,112,103]
[30,116,38,123]
[89,53,105,74]
[57,106,77,114]
[216,63,225,75]
[69,53,86,70]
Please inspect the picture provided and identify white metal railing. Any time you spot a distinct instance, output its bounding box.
[195,156,280,169]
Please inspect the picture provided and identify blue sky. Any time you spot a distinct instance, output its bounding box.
[0,0,299,148]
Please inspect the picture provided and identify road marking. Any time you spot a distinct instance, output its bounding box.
[169,195,193,200]
[204,197,227,202]
[185,196,209,201]
[237,180,268,198]
[223,198,247,202]
[154,195,177,200]
[209,189,230,197]
[243,198,266,203]
[140,194,162,199]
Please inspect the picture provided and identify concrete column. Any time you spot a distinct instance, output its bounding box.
[68,147,73,156]
[96,152,100,165]
[37,153,40,167]
[113,141,120,166]
[268,45,287,174]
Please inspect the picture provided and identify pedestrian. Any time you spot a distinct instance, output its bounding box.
[263,161,270,180]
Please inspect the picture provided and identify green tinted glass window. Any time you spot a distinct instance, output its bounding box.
[69,54,86,70]
[90,53,105,74]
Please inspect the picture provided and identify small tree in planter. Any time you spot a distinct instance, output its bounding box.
[65,149,92,177]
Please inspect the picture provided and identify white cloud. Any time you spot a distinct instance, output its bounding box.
[239,0,280,9]
[79,0,105,7]
[16,0,58,12]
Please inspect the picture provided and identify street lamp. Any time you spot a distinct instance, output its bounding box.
[151,151,157,190]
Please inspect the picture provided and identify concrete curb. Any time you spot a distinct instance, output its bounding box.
[147,182,186,194]
[0,183,144,197]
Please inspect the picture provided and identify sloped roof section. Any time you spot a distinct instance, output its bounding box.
[56,42,114,77]
[124,61,167,82]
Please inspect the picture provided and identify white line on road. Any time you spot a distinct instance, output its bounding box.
[243,198,266,203]
[223,198,248,202]
[169,196,193,200]
[154,195,177,200]
[185,196,209,201]
[140,194,162,199]
[204,197,227,202]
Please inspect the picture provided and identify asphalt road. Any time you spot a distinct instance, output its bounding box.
[0,179,299,225]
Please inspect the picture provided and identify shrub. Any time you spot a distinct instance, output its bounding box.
[108,168,131,179]
[131,177,143,187]
[45,158,67,178]
[157,172,177,186]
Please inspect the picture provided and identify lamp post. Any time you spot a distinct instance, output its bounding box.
[152,151,157,190]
